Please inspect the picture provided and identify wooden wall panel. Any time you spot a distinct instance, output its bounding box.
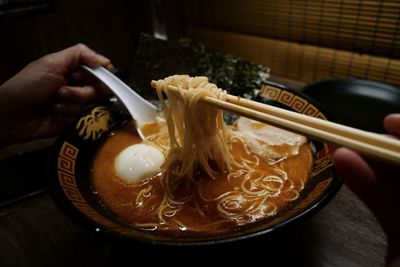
[184,0,400,59]
[188,26,400,87]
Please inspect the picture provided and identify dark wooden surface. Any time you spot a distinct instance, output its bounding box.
[0,184,387,267]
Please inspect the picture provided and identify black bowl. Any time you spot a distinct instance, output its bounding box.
[302,78,400,133]
[47,81,341,245]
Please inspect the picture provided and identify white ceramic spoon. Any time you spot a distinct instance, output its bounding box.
[82,65,159,139]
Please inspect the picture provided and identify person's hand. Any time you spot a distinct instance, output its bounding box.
[0,44,113,148]
[332,114,400,267]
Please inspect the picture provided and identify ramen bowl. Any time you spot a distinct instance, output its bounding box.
[47,81,341,245]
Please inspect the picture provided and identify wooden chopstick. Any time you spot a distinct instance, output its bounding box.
[150,81,400,165]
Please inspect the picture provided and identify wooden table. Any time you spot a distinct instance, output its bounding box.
[0,183,387,266]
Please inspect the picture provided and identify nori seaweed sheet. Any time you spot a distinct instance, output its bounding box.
[129,34,270,100]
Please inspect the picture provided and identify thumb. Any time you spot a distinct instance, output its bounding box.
[384,113,400,137]
[48,43,111,74]
[332,147,379,208]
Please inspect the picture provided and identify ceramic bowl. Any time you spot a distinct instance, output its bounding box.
[47,81,341,245]
[302,78,400,133]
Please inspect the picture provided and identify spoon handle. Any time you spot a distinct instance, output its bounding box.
[82,65,158,126]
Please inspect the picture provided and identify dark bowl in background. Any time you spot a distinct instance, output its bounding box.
[301,78,400,133]
[47,81,341,245]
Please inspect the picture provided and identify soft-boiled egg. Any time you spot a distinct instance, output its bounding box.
[114,144,165,183]
[236,117,307,158]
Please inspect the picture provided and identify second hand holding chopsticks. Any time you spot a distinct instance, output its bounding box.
[150,81,400,165]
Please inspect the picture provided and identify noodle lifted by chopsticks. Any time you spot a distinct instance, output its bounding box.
[154,75,245,182]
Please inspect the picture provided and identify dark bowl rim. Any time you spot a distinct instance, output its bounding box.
[302,77,400,92]
[262,80,336,122]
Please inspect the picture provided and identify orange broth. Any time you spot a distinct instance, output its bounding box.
[91,122,313,235]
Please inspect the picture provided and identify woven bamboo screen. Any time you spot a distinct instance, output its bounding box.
[182,0,400,87]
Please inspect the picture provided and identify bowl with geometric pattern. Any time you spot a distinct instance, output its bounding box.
[47,80,342,245]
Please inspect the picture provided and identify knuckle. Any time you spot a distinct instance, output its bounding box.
[75,43,89,51]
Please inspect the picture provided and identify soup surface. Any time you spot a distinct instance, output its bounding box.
[91,119,314,236]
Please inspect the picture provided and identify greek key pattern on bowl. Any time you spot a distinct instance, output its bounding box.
[260,85,327,120]
[57,142,77,175]
[57,141,121,230]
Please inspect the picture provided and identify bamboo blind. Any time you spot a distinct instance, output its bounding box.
[182,0,400,87]
[188,26,400,86]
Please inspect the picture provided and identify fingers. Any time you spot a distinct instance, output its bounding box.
[384,113,400,137]
[54,102,94,116]
[56,81,113,115]
[66,43,110,68]
[46,43,112,74]
[70,69,99,84]
[332,147,378,205]
[58,86,97,104]
[70,69,114,84]
[77,44,111,67]
[58,84,112,104]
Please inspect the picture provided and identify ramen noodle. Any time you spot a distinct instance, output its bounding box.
[92,75,313,236]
